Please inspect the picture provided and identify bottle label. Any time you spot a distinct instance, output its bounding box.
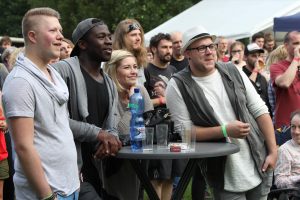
[134,127,146,140]
[128,103,138,109]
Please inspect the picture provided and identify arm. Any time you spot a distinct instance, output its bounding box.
[275,146,300,188]
[9,117,53,199]
[274,46,300,88]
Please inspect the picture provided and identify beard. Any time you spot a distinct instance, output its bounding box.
[158,53,172,64]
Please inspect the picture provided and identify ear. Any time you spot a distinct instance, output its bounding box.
[184,51,190,59]
[78,40,87,51]
[28,31,37,44]
[151,47,157,55]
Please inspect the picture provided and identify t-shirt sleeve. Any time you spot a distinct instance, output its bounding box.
[2,77,35,118]
[270,63,285,86]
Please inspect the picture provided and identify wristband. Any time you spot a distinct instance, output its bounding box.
[41,193,56,200]
[159,97,165,105]
[221,124,228,138]
[293,57,300,62]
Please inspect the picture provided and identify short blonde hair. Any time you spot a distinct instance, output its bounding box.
[8,47,24,72]
[22,7,60,44]
[104,50,136,93]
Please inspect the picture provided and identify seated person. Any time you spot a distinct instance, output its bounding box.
[275,110,300,188]
[103,50,153,200]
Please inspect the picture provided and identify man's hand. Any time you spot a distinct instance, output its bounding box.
[262,151,277,172]
[94,130,122,159]
[294,45,300,59]
[226,120,250,139]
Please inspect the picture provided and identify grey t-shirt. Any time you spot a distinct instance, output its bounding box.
[2,65,79,199]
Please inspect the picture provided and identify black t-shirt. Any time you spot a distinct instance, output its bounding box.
[144,63,177,99]
[170,57,189,72]
[80,67,109,195]
[242,66,272,116]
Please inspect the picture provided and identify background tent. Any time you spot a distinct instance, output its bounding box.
[145,0,300,43]
[274,12,300,32]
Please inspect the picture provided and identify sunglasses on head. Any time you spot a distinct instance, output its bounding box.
[128,23,140,33]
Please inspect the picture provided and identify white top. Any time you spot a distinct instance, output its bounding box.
[166,67,269,192]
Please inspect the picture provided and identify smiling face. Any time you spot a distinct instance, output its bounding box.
[81,24,112,62]
[116,56,138,89]
[32,16,63,62]
[185,37,217,77]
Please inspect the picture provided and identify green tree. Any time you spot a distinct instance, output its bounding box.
[0,0,200,39]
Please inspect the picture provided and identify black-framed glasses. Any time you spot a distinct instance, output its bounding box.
[187,44,216,53]
[128,23,140,33]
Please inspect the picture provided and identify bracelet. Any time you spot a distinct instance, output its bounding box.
[41,193,55,200]
[293,57,300,62]
[221,124,228,138]
[158,97,165,105]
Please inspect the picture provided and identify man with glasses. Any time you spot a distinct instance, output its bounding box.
[166,26,277,200]
[243,43,272,115]
[270,31,300,130]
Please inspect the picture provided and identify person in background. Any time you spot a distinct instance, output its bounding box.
[170,31,189,71]
[266,45,288,123]
[270,31,300,130]
[275,110,300,188]
[0,90,8,200]
[1,47,16,71]
[59,38,74,60]
[103,49,153,200]
[229,41,246,68]
[113,19,148,85]
[216,36,229,62]
[252,32,265,49]
[2,7,80,200]
[264,33,276,55]
[7,47,23,72]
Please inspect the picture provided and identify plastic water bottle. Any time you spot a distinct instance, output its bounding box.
[129,88,145,151]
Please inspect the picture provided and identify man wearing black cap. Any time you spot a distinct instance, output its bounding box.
[243,43,272,115]
[165,26,277,199]
[52,18,122,200]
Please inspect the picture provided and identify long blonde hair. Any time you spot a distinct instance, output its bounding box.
[104,50,136,93]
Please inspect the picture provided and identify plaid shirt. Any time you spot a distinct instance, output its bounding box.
[275,139,300,188]
[267,80,276,123]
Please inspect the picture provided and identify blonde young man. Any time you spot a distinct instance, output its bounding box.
[166,26,277,200]
[2,8,79,200]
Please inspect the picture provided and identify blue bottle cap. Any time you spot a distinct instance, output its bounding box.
[134,88,140,93]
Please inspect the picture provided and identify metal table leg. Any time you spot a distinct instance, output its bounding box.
[129,159,160,200]
[172,159,197,200]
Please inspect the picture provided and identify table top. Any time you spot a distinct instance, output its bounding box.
[116,142,239,159]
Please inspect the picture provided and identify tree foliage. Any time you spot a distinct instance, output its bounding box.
[0,0,200,39]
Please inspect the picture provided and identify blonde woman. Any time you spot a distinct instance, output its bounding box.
[104,50,153,200]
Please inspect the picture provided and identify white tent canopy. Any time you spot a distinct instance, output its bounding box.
[145,0,300,43]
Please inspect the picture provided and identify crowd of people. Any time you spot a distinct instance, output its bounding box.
[0,6,299,200]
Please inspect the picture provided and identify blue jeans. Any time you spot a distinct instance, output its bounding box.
[57,190,79,200]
